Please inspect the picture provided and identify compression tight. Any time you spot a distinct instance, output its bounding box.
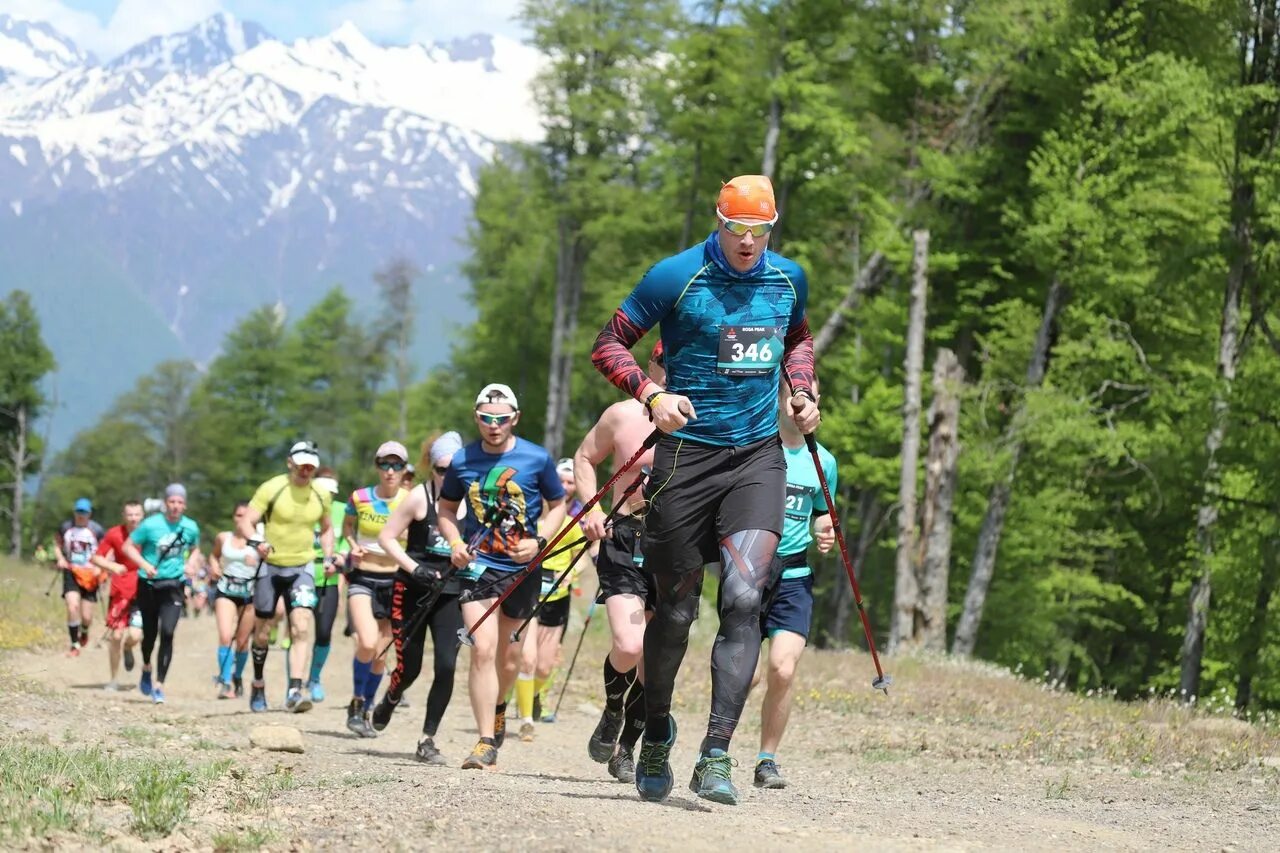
[314,583,340,648]
[644,529,778,754]
[387,578,463,736]
[138,580,184,683]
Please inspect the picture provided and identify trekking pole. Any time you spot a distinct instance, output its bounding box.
[804,427,891,694]
[44,566,61,596]
[510,467,649,643]
[458,428,663,647]
[552,594,599,719]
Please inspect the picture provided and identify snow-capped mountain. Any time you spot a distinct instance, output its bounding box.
[0,13,543,452]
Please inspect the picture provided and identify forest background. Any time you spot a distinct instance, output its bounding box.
[4,0,1280,715]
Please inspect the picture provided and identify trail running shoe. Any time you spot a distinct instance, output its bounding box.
[689,749,740,805]
[346,699,375,737]
[217,682,235,700]
[609,745,636,783]
[371,695,397,732]
[399,696,410,709]
[285,688,312,714]
[123,647,135,671]
[151,686,166,705]
[494,707,507,749]
[233,676,244,698]
[415,736,447,766]
[250,685,268,713]
[754,759,787,789]
[65,646,79,658]
[103,681,121,693]
[519,722,536,743]
[588,707,624,763]
[635,717,676,802]
[78,631,89,648]
[460,741,498,771]
[306,679,326,703]
[138,670,153,697]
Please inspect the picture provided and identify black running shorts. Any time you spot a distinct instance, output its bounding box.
[62,570,98,602]
[594,514,655,609]
[347,569,397,622]
[462,567,541,620]
[641,433,786,574]
[537,595,571,628]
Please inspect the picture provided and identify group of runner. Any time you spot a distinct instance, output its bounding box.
[49,174,835,805]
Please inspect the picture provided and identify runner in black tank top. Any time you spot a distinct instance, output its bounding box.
[371,433,467,765]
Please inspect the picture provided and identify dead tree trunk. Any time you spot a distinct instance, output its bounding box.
[544,221,585,458]
[916,349,963,652]
[1236,537,1279,711]
[10,403,28,558]
[890,229,929,651]
[953,276,1064,657]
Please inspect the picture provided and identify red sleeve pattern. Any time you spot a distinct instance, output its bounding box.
[591,309,651,400]
[783,316,816,396]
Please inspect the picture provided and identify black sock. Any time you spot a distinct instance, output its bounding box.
[68,624,80,646]
[603,658,636,712]
[288,677,302,692]
[619,680,646,751]
[251,644,268,682]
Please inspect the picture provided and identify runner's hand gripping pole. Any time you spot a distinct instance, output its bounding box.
[456,428,663,647]
[509,466,651,644]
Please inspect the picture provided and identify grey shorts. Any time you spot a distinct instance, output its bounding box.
[253,563,318,618]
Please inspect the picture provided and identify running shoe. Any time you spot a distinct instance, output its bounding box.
[635,716,677,802]
[460,741,498,771]
[609,745,636,783]
[519,722,536,743]
[415,736,447,766]
[250,685,268,713]
[306,679,325,703]
[78,630,89,648]
[268,625,278,645]
[103,681,121,693]
[233,676,244,698]
[754,759,787,789]
[588,707,624,763]
[151,686,166,705]
[284,688,313,714]
[399,696,411,709]
[346,699,376,737]
[217,682,235,700]
[541,712,558,723]
[493,707,507,749]
[65,646,79,658]
[138,670,153,697]
[689,749,740,805]
[123,647,135,672]
[371,695,398,732]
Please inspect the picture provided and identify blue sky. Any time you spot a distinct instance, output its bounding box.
[0,0,526,57]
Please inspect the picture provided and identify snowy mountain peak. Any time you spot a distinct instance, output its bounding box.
[0,14,88,82]
[107,12,271,76]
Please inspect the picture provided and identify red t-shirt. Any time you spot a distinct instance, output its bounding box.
[96,524,140,599]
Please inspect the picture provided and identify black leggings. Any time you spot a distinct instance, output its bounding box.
[138,580,185,683]
[314,582,340,647]
[644,529,778,753]
[387,575,462,736]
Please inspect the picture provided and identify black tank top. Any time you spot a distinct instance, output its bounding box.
[405,482,449,564]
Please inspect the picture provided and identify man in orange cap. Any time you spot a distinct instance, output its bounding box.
[590,175,820,806]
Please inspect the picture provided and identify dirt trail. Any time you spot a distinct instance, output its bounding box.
[3,605,1278,851]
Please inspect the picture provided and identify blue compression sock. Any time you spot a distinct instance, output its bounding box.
[363,670,383,706]
[217,646,233,684]
[310,644,331,683]
[353,657,373,698]
[234,650,249,679]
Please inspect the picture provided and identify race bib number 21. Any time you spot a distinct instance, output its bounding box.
[717,326,785,376]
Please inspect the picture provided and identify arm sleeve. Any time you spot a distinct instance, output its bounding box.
[591,259,684,400]
[782,264,815,396]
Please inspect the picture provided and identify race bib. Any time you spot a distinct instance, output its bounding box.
[717,326,784,376]
[784,484,812,522]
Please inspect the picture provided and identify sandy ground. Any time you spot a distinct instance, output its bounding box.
[3,599,1279,851]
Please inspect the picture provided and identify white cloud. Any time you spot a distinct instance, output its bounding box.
[0,0,225,58]
[327,0,525,43]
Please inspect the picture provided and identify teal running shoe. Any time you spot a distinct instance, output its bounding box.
[306,679,325,703]
[689,749,740,805]
[634,716,676,802]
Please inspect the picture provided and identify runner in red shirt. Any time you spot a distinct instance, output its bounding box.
[91,501,145,691]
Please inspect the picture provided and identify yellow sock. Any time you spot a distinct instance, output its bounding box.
[516,672,535,721]
[534,676,549,704]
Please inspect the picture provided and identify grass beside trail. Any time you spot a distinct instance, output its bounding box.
[0,739,231,842]
[0,558,65,649]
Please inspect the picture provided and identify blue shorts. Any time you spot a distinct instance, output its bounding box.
[762,573,814,641]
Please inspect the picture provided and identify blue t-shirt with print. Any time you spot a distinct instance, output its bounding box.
[440,437,566,574]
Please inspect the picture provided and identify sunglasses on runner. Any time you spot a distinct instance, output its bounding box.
[434,465,449,475]
[377,460,407,472]
[717,210,777,238]
[477,412,517,427]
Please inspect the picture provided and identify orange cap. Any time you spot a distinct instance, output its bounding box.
[717,175,777,222]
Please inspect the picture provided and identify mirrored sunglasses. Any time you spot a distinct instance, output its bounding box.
[717,209,777,238]
[477,412,517,427]
[377,460,407,472]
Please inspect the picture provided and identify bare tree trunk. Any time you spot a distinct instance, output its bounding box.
[917,349,963,652]
[374,259,417,439]
[10,403,27,558]
[827,487,877,647]
[813,252,887,359]
[1182,185,1247,700]
[953,275,1064,657]
[890,230,929,651]
[762,93,781,180]
[544,222,586,458]
[1236,537,1278,711]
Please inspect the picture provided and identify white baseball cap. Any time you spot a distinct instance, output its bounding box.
[475,383,519,411]
[288,440,320,468]
[556,458,575,478]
